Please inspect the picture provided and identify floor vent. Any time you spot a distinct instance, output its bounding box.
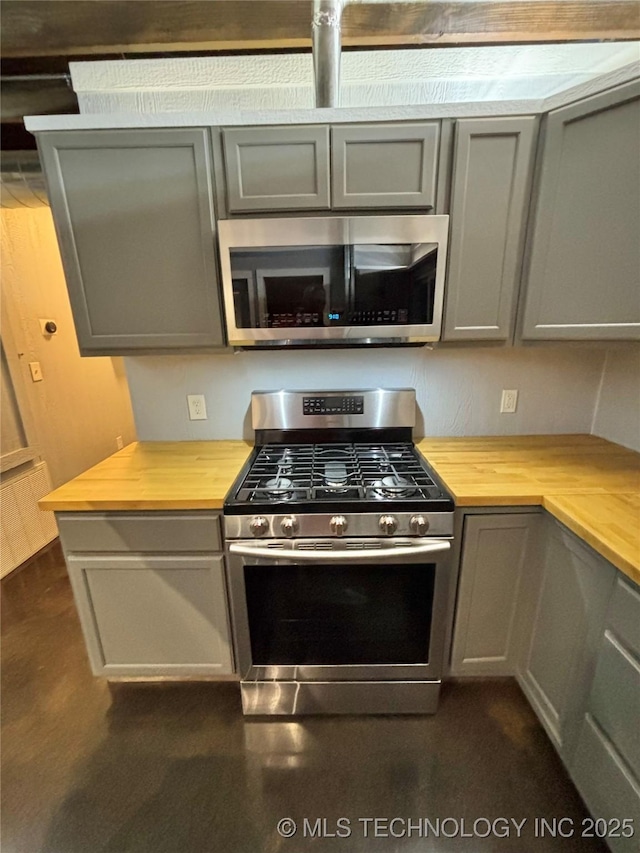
[1,462,57,578]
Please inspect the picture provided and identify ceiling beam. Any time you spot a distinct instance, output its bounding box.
[1,78,78,123]
[2,1,639,58]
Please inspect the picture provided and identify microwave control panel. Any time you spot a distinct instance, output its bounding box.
[303,396,364,416]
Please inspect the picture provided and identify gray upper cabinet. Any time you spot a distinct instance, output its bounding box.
[331,123,440,209]
[521,81,640,340]
[443,117,537,341]
[222,126,330,212]
[38,128,224,354]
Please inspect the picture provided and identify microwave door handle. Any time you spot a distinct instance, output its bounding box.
[228,540,451,562]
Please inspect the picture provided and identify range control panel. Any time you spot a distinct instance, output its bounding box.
[303,395,365,416]
[251,389,416,432]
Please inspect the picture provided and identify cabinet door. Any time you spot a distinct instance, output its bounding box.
[38,129,224,354]
[331,123,440,209]
[443,117,537,341]
[450,512,540,676]
[518,517,616,758]
[66,554,234,677]
[570,578,640,852]
[521,81,640,340]
[223,126,330,212]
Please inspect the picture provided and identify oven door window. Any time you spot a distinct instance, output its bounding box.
[229,243,438,330]
[244,562,436,665]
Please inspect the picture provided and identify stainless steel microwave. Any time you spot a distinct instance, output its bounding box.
[218,215,449,347]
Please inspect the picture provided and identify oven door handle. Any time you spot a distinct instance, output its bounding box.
[228,540,451,562]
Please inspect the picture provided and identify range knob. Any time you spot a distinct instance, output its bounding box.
[379,515,398,535]
[249,516,269,537]
[330,515,348,536]
[410,515,430,536]
[280,516,299,537]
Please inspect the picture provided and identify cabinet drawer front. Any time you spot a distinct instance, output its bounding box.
[571,714,640,853]
[57,512,222,553]
[589,633,640,780]
[332,123,440,209]
[223,126,330,212]
[608,577,640,659]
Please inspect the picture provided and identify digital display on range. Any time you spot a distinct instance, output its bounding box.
[303,396,364,415]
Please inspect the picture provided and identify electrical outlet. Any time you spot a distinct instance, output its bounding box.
[187,394,208,421]
[116,435,124,450]
[500,389,518,414]
[29,362,43,382]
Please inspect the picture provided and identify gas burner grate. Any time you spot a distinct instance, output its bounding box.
[234,442,442,505]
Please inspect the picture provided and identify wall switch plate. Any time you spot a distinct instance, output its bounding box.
[187,394,208,420]
[29,362,43,382]
[500,389,518,413]
[116,435,124,450]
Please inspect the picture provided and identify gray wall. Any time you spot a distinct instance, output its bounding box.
[592,347,640,452]
[125,346,605,441]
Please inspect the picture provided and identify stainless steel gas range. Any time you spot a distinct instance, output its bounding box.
[223,389,455,716]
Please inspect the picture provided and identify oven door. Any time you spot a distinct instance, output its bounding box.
[226,538,451,684]
[218,215,449,346]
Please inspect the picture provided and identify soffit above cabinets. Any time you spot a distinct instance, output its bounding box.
[69,43,640,109]
[24,42,640,131]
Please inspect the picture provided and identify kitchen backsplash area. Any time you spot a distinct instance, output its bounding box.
[125,345,608,441]
[591,346,640,452]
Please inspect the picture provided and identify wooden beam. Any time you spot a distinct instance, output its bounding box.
[2,1,639,58]
[352,1,640,47]
[1,79,78,122]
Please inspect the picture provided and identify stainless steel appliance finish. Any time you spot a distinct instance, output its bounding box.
[224,511,453,540]
[226,538,451,714]
[251,388,416,431]
[228,537,451,562]
[241,681,440,716]
[223,388,455,716]
[218,215,449,347]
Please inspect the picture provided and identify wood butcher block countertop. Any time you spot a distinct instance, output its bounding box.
[417,434,640,584]
[39,441,253,512]
[40,435,639,584]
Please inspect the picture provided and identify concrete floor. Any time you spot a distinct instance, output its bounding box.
[1,541,607,853]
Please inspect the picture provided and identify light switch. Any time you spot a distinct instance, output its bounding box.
[29,362,43,382]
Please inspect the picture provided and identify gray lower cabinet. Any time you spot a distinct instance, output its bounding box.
[57,512,234,677]
[570,577,640,852]
[450,512,541,676]
[37,129,225,354]
[222,126,330,212]
[443,117,537,341]
[521,80,640,340]
[331,122,440,209]
[517,516,617,760]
